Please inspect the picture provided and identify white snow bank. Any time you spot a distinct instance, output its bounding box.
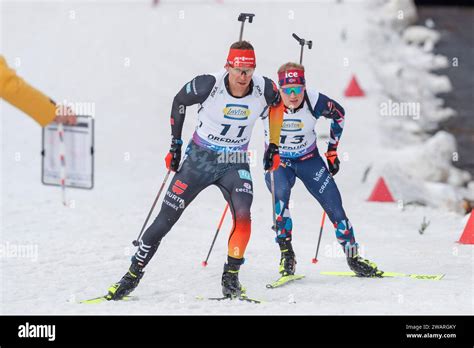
[366,0,473,212]
[402,25,441,52]
[394,131,470,186]
[377,0,418,30]
[370,131,472,212]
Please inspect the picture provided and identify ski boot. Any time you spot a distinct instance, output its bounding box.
[278,240,296,276]
[221,263,245,298]
[106,261,144,300]
[347,253,383,278]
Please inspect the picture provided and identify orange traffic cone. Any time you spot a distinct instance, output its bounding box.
[344,75,365,97]
[367,177,395,202]
[458,212,474,244]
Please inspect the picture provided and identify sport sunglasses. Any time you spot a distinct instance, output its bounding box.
[281,86,304,95]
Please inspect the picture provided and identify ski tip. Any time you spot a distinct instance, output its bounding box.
[79,294,134,304]
[311,258,318,264]
[79,296,109,304]
[266,274,305,289]
[201,261,208,267]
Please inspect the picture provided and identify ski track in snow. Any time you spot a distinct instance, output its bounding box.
[1,0,472,315]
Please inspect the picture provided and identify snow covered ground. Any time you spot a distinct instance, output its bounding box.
[1,0,472,315]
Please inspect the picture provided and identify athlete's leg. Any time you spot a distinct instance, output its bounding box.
[264,165,297,242]
[295,154,358,256]
[215,166,254,264]
[264,164,298,276]
[214,165,255,296]
[134,144,215,267]
[107,143,219,300]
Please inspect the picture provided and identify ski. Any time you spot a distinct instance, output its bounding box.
[79,295,134,304]
[320,271,444,280]
[266,274,305,288]
[195,294,263,304]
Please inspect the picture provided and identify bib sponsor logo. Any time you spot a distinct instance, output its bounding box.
[238,169,252,181]
[208,134,247,144]
[223,104,251,120]
[280,140,308,151]
[282,119,304,132]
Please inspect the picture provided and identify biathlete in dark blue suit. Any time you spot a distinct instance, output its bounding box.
[263,62,383,278]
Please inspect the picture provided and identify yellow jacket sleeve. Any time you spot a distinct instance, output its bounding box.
[268,100,284,146]
[0,55,57,127]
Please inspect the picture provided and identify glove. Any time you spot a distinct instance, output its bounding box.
[321,100,344,119]
[264,143,280,171]
[165,138,183,172]
[325,150,340,176]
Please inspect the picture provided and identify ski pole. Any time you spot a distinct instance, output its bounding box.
[202,203,230,267]
[238,13,255,41]
[292,33,313,64]
[270,171,277,232]
[311,211,326,264]
[132,169,171,246]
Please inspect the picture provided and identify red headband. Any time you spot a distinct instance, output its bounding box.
[226,48,256,68]
[278,69,305,86]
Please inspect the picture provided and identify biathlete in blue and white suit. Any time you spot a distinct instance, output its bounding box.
[263,62,382,278]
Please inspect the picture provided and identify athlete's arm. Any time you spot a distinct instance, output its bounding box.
[170,74,216,139]
[313,93,345,151]
[263,77,284,146]
[261,77,283,171]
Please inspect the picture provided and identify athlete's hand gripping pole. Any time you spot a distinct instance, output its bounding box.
[165,137,183,172]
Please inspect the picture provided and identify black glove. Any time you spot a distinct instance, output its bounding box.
[321,100,344,119]
[264,143,280,171]
[325,150,340,176]
[165,138,183,172]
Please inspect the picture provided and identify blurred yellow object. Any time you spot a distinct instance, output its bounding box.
[0,55,57,127]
